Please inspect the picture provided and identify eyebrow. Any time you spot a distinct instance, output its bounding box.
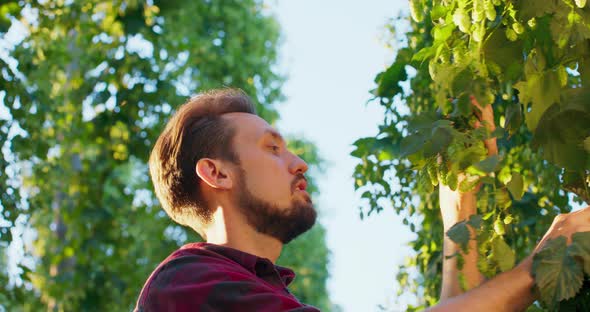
[263,129,285,143]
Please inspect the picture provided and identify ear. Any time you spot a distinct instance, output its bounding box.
[195,158,233,190]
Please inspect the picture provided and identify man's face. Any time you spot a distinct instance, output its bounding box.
[223,113,317,243]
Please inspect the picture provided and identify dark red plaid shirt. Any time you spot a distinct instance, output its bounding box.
[135,242,320,311]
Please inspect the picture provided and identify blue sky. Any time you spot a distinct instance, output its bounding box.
[270,1,415,311]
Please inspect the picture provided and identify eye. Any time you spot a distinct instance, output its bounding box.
[269,145,280,153]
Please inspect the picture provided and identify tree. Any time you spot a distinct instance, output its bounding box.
[352,0,590,310]
[0,0,335,310]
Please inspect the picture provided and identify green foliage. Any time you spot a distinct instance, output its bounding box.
[0,0,335,310]
[279,226,337,312]
[352,0,590,309]
[532,233,590,309]
[446,214,481,252]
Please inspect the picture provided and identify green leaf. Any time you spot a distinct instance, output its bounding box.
[467,214,483,229]
[409,0,424,22]
[532,92,590,170]
[451,93,472,118]
[491,236,515,271]
[431,5,447,20]
[455,143,488,170]
[506,172,524,200]
[473,155,500,173]
[451,69,474,97]
[517,0,559,21]
[514,71,561,132]
[459,175,481,192]
[483,29,523,79]
[418,166,435,193]
[447,221,471,250]
[433,23,455,42]
[504,102,523,136]
[447,170,459,191]
[400,133,427,157]
[375,62,408,98]
[568,232,590,275]
[533,236,584,305]
[412,47,436,62]
[350,137,373,158]
[423,126,453,157]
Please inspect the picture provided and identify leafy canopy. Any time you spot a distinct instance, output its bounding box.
[0,0,337,311]
[353,0,590,309]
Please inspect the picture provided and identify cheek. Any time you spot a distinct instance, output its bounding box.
[242,154,291,199]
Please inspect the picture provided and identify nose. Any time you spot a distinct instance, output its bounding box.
[288,153,308,175]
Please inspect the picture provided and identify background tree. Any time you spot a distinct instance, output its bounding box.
[352,0,590,310]
[0,0,336,310]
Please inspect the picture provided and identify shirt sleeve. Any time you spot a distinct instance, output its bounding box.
[138,256,320,312]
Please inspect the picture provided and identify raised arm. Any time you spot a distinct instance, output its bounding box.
[431,206,590,311]
[439,185,486,298]
[431,255,535,311]
[439,97,495,298]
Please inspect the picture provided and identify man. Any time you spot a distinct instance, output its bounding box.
[136,88,590,311]
[135,89,319,311]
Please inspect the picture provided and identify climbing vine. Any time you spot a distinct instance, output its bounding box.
[352,0,590,310]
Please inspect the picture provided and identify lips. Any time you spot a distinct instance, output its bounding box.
[294,178,307,192]
[295,180,307,191]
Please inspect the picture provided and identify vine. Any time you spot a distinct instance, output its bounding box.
[353,0,590,310]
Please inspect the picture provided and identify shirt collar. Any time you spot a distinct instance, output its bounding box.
[182,242,296,286]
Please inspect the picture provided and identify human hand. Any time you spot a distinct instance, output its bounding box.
[533,206,590,254]
[515,206,590,276]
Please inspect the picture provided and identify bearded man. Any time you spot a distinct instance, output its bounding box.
[135,89,318,311]
[136,89,590,311]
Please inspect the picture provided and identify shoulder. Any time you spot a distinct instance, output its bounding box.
[136,244,319,312]
[136,243,256,309]
[149,243,256,291]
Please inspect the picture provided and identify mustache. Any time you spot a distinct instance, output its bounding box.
[291,173,307,191]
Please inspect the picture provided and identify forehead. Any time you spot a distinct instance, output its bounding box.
[222,112,279,141]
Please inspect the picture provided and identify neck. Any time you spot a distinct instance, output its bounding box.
[204,206,283,263]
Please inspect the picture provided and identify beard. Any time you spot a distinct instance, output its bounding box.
[234,169,317,244]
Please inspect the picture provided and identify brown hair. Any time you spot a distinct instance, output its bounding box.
[149,88,256,238]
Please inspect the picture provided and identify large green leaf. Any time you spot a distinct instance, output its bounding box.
[506,172,524,200]
[516,0,559,21]
[515,71,561,132]
[532,93,590,170]
[447,221,471,250]
[375,61,407,99]
[533,236,584,306]
[568,232,590,275]
[491,236,515,272]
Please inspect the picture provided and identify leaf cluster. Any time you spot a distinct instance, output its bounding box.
[352,0,589,309]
